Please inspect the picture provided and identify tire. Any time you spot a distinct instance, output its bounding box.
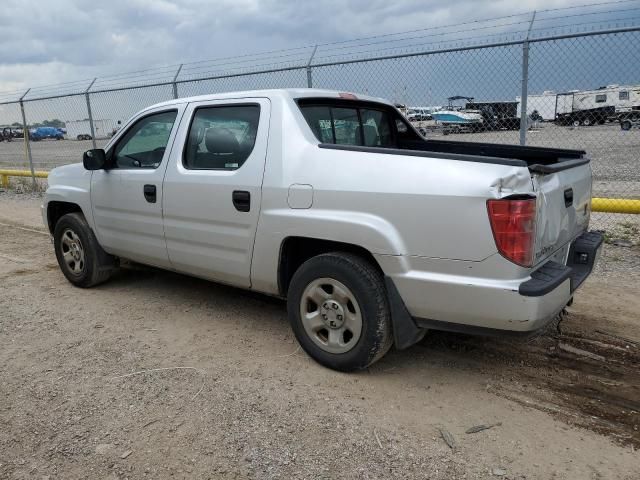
[621,120,632,131]
[572,119,581,127]
[582,117,592,126]
[53,212,117,288]
[287,252,393,372]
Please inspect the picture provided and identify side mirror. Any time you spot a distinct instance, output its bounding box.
[83,149,106,170]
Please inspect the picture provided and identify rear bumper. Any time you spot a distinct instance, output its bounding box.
[519,231,603,297]
[378,230,603,336]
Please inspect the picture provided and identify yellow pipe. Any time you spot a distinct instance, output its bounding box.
[591,198,640,214]
[0,169,49,178]
[0,169,48,189]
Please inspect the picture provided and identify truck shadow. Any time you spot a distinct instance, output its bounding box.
[104,264,639,448]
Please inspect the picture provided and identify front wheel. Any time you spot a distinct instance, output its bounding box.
[53,213,117,288]
[287,252,393,372]
[621,120,632,131]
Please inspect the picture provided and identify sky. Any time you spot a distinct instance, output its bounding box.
[0,0,638,127]
[0,0,618,94]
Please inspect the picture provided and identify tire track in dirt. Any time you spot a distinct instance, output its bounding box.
[419,315,640,448]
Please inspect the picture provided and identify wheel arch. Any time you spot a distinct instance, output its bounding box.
[46,201,84,233]
[277,236,382,297]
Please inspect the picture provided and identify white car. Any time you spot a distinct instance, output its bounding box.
[43,89,602,371]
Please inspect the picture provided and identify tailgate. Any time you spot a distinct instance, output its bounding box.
[531,159,592,266]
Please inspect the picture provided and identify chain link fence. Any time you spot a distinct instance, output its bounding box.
[0,19,638,232]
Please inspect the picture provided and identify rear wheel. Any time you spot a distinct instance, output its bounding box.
[572,119,581,127]
[621,120,632,131]
[287,252,393,372]
[582,117,592,126]
[53,213,117,287]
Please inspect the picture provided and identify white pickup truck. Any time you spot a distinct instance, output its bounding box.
[43,89,603,371]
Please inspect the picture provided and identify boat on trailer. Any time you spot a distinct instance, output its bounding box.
[431,96,484,134]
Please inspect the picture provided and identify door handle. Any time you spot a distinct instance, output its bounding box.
[232,190,250,212]
[144,184,157,203]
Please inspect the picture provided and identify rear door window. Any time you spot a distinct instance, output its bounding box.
[300,102,395,147]
[183,105,260,170]
[332,108,361,145]
[299,106,334,143]
[360,109,392,147]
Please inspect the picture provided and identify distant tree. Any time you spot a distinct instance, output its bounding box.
[27,119,66,128]
[42,118,66,128]
[11,122,22,127]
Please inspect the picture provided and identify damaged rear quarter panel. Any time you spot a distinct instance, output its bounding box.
[531,164,592,266]
[296,146,535,261]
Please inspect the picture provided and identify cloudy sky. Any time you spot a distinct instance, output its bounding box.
[0,0,615,95]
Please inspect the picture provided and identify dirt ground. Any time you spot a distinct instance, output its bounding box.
[0,194,638,480]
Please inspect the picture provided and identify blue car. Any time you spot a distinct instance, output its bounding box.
[30,126,64,141]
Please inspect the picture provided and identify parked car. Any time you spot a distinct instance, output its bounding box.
[1,127,13,142]
[42,89,602,371]
[30,126,64,141]
[0,127,24,141]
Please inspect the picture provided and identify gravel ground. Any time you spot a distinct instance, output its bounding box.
[0,194,639,479]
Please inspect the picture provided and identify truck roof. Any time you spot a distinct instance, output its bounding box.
[142,88,394,113]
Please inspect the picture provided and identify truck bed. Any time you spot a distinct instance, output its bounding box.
[320,139,589,173]
[407,138,586,166]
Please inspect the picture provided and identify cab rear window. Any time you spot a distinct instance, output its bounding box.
[299,102,394,147]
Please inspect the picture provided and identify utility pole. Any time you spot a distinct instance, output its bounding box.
[306,45,318,88]
[173,64,183,99]
[85,78,97,149]
[19,88,36,189]
[519,10,537,146]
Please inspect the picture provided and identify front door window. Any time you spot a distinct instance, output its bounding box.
[112,110,178,169]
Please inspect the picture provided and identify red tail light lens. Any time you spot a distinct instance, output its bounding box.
[487,198,536,267]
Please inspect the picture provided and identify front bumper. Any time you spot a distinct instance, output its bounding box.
[379,230,603,337]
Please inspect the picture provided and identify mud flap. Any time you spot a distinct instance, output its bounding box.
[384,276,427,350]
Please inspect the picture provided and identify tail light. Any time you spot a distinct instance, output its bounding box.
[487,198,537,267]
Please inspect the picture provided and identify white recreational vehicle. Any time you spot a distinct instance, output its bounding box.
[65,119,116,140]
[517,84,640,126]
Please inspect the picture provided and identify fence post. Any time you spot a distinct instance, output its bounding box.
[306,45,318,88]
[519,11,536,146]
[19,89,36,189]
[85,78,97,149]
[172,64,183,99]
